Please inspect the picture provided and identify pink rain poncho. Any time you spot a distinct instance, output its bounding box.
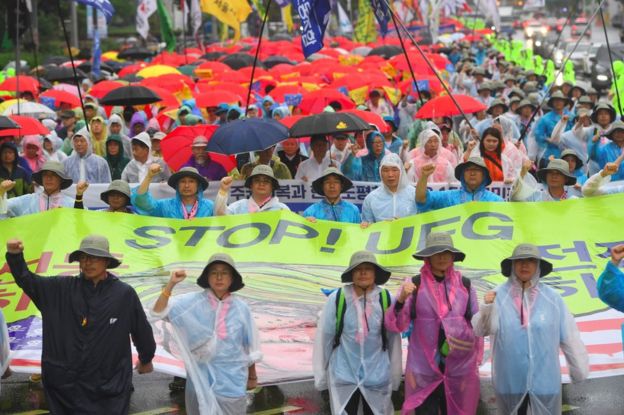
[472,264,589,415]
[406,129,455,183]
[385,262,481,414]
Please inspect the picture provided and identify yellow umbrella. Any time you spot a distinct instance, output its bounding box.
[102,51,121,62]
[0,98,27,113]
[137,65,181,78]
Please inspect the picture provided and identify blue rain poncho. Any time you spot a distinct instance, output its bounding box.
[417,177,503,213]
[588,140,624,181]
[597,261,624,312]
[533,110,574,160]
[472,266,589,415]
[131,186,214,219]
[313,284,402,415]
[341,132,387,182]
[361,153,417,223]
[150,290,262,415]
[303,199,361,223]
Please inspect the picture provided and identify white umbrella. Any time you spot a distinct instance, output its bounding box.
[3,102,57,119]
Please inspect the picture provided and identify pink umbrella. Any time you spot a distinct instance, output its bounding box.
[52,83,81,97]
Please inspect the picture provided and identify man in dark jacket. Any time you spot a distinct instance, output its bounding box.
[5,235,156,414]
[0,142,32,198]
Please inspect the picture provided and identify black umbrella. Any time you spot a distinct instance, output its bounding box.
[44,56,69,65]
[206,118,289,155]
[200,52,225,61]
[0,116,20,130]
[289,112,371,138]
[44,66,87,83]
[117,47,155,60]
[99,85,161,106]
[37,78,54,91]
[263,56,296,68]
[368,45,403,59]
[78,62,115,74]
[221,53,258,70]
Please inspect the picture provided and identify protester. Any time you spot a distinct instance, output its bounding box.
[464,127,516,183]
[588,119,624,180]
[5,235,155,414]
[416,157,503,212]
[406,129,455,183]
[132,165,214,218]
[56,109,76,141]
[560,148,587,187]
[329,133,351,165]
[181,136,228,181]
[63,128,112,184]
[295,135,337,182]
[0,305,10,392]
[361,153,417,225]
[277,137,308,178]
[511,158,578,201]
[533,91,573,166]
[304,167,360,223]
[596,244,624,312]
[239,146,292,180]
[150,131,165,158]
[129,111,148,136]
[0,142,32,198]
[151,253,261,414]
[109,113,132,156]
[215,165,289,215]
[365,89,393,117]
[0,161,87,218]
[105,134,131,181]
[42,131,68,163]
[472,243,589,415]
[313,251,401,415]
[99,180,134,213]
[89,115,108,157]
[21,135,46,173]
[386,232,481,414]
[121,132,171,183]
[341,131,388,182]
[581,157,624,197]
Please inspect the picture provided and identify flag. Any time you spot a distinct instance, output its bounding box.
[337,2,353,35]
[370,0,391,37]
[200,0,252,42]
[92,22,101,77]
[354,0,377,43]
[73,0,115,23]
[187,0,203,35]
[136,0,157,39]
[157,0,176,52]
[282,3,294,32]
[294,0,332,58]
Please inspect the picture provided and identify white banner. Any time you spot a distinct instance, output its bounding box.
[136,0,157,39]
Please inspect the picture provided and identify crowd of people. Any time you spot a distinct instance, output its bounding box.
[0,33,624,414]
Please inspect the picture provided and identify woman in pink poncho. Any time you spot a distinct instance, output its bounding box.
[385,232,482,414]
[21,135,46,173]
[406,129,455,184]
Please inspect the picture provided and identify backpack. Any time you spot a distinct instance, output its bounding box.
[333,287,392,351]
[409,274,474,323]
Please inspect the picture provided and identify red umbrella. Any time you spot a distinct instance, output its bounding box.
[299,89,355,114]
[342,109,390,133]
[196,90,242,108]
[278,115,304,129]
[268,84,307,103]
[0,76,40,95]
[0,115,49,137]
[40,89,82,107]
[160,125,237,172]
[88,80,125,99]
[117,63,148,78]
[148,86,180,107]
[196,82,248,100]
[415,94,486,119]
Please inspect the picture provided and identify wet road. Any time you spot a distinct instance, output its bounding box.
[1,372,623,414]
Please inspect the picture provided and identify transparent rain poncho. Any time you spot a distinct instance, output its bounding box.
[472,264,589,415]
[151,290,262,415]
[0,309,9,394]
[313,284,402,415]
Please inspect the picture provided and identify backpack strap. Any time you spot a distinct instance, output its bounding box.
[410,275,421,321]
[379,288,391,351]
[333,288,346,349]
[462,276,473,323]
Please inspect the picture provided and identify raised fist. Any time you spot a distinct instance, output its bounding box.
[398,280,417,303]
[484,290,497,304]
[421,163,436,178]
[169,270,187,285]
[148,163,162,177]
[6,239,24,254]
[0,180,15,192]
[610,244,624,266]
[76,181,89,196]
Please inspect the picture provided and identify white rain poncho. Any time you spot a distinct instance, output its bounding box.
[472,265,589,415]
[361,153,417,223]
[313,284,402,415]
[151,290,262,415]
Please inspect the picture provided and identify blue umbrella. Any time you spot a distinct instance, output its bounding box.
[206,118,289,155]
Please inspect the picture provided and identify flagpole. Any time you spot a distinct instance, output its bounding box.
[599,7,622,115]
[56,0,89,133]
[181,0,188,64]
[388,6,424,106]
[381,0,473,127]
[15,0,21,115]
[244,0,272,117]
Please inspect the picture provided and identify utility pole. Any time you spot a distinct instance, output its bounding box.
[70,0,79,49]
